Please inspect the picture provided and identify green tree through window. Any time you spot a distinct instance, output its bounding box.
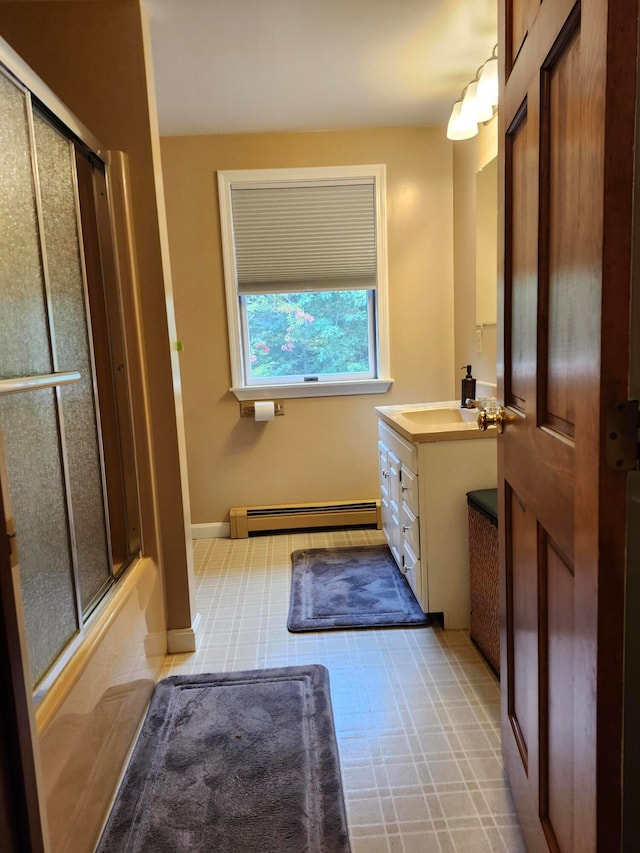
[245,290,371,380]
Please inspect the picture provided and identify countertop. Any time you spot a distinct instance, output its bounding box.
[375,400,499,444]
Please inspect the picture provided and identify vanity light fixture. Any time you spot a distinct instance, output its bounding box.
[447,45,498,141]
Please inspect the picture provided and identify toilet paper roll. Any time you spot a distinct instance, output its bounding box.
[254,400,275,422]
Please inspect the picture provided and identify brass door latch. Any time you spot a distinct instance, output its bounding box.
[477,406,513,433]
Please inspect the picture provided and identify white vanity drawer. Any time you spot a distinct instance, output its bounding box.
[402,540,423,606]
[400,464,419,516]
[401,501,420,561]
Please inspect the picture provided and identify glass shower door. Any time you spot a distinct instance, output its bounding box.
[0,65,134,689]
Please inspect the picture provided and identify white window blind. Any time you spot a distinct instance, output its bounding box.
[230,180,377,294]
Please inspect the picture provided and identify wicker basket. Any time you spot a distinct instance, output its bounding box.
[467,490,500,675]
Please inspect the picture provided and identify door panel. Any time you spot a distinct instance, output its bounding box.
[505,102,534,412]
[507,0,539,68]
[33,114,112,609]
[540,20,581,439]
[506,489,537,774]
[541,536,575,853]
[509,1,529,66]
[0,73,51,377]
[0,473,46,851]
[498,0,637,849]
[0,389,78,685]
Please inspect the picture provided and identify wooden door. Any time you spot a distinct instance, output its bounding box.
[498,1,638,850]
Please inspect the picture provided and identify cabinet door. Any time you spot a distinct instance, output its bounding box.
[378,441,392,546]
[387,450,402,567]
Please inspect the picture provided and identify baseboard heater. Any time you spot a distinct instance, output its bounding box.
[229,499,381,539]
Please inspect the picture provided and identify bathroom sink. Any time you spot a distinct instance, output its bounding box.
[375,401,493,443]
[398,407,465,426]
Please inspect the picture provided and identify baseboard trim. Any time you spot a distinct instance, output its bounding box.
[143,630,168,659]
[167,612,202,654]
[191,522,230,539]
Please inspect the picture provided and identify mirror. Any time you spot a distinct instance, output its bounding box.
[475,157,498,326]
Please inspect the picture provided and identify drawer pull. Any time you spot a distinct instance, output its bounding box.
[402,524,411,533]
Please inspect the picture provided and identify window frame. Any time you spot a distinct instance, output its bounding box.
[217,165,392,400]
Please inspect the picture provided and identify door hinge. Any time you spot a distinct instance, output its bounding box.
[605,400,639,471]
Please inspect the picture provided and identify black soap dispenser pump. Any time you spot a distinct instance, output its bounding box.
[461,365,476,408]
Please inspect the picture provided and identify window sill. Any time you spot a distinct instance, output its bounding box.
[231,379,394,401]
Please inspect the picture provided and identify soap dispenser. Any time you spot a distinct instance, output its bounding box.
[461,365,476,408]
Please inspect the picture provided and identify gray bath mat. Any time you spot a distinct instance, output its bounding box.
[97,666,350,852]
[288,544,430,631]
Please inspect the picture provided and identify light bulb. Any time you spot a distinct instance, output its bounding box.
[477,57,499,107]
[460,80,494,124]
[446,100,478,141]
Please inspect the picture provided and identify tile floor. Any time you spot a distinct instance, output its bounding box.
[161,528,526,852]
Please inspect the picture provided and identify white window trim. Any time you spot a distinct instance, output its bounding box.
[217,164,392,400]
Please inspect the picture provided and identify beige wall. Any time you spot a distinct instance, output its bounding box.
[161,128,456,524]
[453,119,498,389]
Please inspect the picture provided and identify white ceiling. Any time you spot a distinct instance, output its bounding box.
[143,0,497,137]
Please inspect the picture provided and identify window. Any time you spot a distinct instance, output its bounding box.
[218,165,392,399]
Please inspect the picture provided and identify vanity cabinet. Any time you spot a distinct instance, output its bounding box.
[377,416,496,629]
[378,422,422,603]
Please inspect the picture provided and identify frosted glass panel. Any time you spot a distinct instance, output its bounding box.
[34,114,111,610]
[0,389,77,685]
[0,72,51,378]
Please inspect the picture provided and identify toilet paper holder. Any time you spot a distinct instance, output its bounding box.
[239,401,285,418]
